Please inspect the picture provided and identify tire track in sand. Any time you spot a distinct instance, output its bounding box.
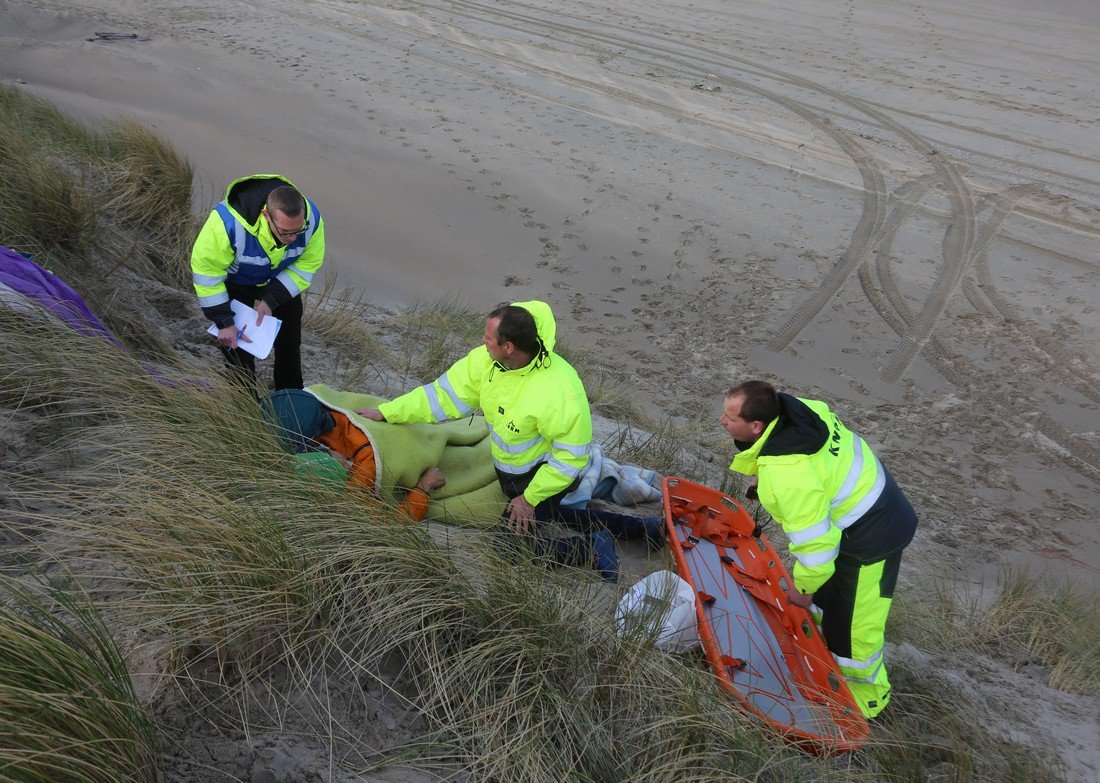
[861,180,1100,475]
[962,186,1100,403]
[279,0,1091,470]
[392,0,964,355]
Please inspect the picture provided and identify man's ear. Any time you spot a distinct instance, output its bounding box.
[751,420,765,437]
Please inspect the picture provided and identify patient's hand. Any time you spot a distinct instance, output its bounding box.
[356,408,386,421]
[416,467,446,492]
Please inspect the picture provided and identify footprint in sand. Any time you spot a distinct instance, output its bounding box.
[568,290,590,307]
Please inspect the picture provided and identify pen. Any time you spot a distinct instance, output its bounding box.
[236,324,247,341]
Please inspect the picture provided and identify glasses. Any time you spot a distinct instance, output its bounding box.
[264,210,306,238]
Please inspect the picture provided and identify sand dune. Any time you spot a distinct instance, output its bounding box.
[2,0,1098,777]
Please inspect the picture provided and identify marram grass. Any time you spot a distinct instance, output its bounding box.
[891,567,1099,696]
[0,577,160,783]
[0,84,194,314]
[2,253,1076,783]
[0,319,829,781]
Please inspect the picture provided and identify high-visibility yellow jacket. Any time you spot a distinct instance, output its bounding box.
[379,300,592,507]
[730,394,889,594]
[191,174,325,328]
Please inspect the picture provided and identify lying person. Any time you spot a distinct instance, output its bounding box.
[262,388,445,522]
[317,405,446,522]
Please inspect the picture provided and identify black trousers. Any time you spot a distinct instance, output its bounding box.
[221,282,304,391]
[496,467,595,568]
[495,466,652,568]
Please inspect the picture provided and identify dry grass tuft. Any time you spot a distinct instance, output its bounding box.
[892,567,1099,696]
[389,297,485,388]
[857,679,1069,783]
[303,275,388,356]
[99,117,196,288]
[0,85,197,357]
[0,88,99,259]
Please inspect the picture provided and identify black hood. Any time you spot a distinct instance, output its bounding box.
[757,392,829,458]
[227,177,286,225]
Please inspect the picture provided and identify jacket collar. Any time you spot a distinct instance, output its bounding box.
[729,393,832,475]
[729,415,779,476]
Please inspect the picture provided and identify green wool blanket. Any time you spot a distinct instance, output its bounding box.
[305,384,508,527]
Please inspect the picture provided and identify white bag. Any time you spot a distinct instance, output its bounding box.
[615,570,700,653]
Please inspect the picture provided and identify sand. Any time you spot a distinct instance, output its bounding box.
[2,0,1098,779]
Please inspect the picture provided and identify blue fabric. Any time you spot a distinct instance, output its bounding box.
[559,443,662,509]
[214,200,318,287]
[261,389,335,452]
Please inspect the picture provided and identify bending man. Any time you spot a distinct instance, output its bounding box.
[263,388,445,522]
[719,380,917,718]
[191,174,325,390]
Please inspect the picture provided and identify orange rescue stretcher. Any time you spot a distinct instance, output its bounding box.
[662,476,870,754]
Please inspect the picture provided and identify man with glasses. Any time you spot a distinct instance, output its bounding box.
[191,174,325,390]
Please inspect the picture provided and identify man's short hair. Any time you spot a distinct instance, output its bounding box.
[488,303,540,356]
[726,380,780,424]
[266,185,305,218]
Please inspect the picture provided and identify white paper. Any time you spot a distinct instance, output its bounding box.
[206,299,282,360]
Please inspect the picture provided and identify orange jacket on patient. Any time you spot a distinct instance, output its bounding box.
[317,410,430,522]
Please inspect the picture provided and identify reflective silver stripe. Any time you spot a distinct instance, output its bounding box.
[437,373,474,416]
[233,222,269,266]
[300,212,317,245]
[547,458,583,479]
[787,515,833,545]
[834,647,884,672]
[551,440,592,458]
[422,384,447,422]
[835,653,885,684]
[491,431,544,454]
[833,456,886,530]
[234,219,247,260]
[831,436,866,509]
[287,264,314,283]
[275,271,302,298]
[193,272,226,287]
[493,456,546,474]
[794,545,840,568]
[283,245,305,260]
[199,292,230,307]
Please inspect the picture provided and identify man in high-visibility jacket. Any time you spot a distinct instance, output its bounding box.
[720,380,917,718]
[191,174,325,390]
[358,300,644,580]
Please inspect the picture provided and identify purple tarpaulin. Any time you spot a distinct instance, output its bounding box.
[0,245,125,349]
